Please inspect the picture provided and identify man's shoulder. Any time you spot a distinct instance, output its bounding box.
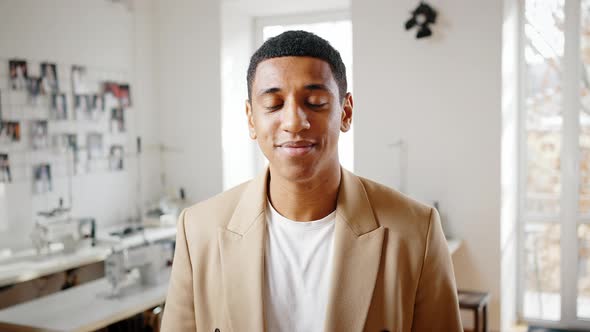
[182,180,251,231]
[355,174,433,227]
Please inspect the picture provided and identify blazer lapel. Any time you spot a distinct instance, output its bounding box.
[323,168,385,332]
[218,169,269,332]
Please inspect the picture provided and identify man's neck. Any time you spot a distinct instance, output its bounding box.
[267,165,341,222]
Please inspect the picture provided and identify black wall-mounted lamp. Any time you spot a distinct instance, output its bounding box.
[404,2,437,39]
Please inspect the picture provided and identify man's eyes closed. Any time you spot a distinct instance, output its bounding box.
[262,96,329,111]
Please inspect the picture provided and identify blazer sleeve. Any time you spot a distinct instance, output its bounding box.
[411,208,463,332]
[161,209,197,331]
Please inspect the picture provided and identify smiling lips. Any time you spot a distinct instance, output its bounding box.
[276,140,316,157]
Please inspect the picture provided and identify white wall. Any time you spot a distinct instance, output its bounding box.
[352,0,503,330]
[0,0,162,250]
[154,0,223,204]
[221,1,258,190]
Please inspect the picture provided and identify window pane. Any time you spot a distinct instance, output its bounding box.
[523,222,561,321]
[580,0,590,216]
[524,0,564,217]
[581,116,590,216]
[579,223,590,319]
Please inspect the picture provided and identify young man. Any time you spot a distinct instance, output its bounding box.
[161,30,462,332]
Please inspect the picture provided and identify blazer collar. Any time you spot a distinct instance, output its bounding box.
[225,166,380,236]
[219,166,384,332]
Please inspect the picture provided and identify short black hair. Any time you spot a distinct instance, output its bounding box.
[247,30,347,103]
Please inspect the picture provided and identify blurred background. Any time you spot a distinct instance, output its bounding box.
[0,0,588,331]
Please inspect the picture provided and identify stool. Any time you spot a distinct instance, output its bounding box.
[458,290,490,332]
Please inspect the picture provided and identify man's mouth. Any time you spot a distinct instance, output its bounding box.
[276,141,316,156]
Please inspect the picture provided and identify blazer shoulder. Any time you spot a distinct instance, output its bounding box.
[182,180,251,235]
[357,175,433,231]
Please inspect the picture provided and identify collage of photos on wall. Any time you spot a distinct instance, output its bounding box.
[1,58,133,194]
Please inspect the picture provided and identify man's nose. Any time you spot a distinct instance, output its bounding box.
[280,100,310,133]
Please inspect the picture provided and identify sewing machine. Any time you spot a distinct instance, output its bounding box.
[143,188,187,227]
[105,243,169,296]
[30,203,95,255]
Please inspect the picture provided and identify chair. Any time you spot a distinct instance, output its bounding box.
[458,290,490,332]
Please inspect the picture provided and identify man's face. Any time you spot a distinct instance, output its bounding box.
[246,56,353,182]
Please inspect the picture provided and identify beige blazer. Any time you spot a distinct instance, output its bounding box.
[161,168,463,332]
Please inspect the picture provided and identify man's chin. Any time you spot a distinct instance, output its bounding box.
[271,163,317,182]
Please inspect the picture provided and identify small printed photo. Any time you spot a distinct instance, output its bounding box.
[33,163,52,194]
[0,154,11,183]
[9,60,28,90]
[82,94,104,121]
[109,145,124,171]
[71,65,89,94]
[74,94,91,120]
[40,62,59,94]
[91,94,105,112]
[52,133,77,153]
[0,121,21,142]
[51,94,68,120]
[87,132,103,161]
[31,120,49,149]
[110,107,125,133]
[119,84,131,107]
[102,81,120,97]
[26,77,42,98]
[103,82,132,107]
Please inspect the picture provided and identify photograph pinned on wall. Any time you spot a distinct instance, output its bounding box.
[0,154,11,183]
[110,107,125,133]
[0,121,21,143]
[52,133,77,153]
[9,60,28,90]
[85,94,105,121]
[103,82,132,107]
[109,145,124,171]
[103,81,119,96]
[31,120,49,150]
[40,62,59,94]
[118,84,131,107]
[51,93,68,120]
[33,163,52,194]
[26,77,42,102]
[91,94,105,112]
[74,94,91,120]
[71,65,89,94]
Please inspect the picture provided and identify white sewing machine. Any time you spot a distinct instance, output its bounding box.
[143,188,187,227]
[30,204,95,255]
[105,243,169,296]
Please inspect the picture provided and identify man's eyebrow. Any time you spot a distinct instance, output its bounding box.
[256,84,331,96]
[304,84,331,92]
[257,87,281,96]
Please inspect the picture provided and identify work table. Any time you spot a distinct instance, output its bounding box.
[0,224,177,289]
[0,269,170,332]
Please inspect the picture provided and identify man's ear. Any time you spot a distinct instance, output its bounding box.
[340,92,353,132]
[246,100,257,139]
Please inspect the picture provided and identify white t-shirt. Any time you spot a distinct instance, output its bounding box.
[264,200,336,332]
